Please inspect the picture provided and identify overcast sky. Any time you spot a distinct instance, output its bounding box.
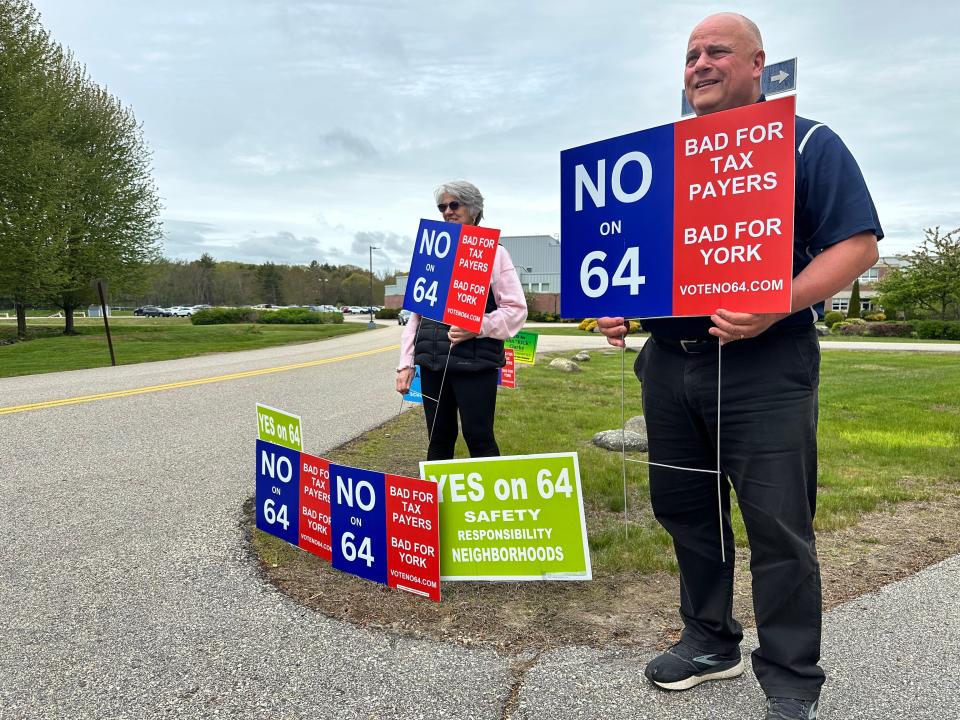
[30,0,960,272]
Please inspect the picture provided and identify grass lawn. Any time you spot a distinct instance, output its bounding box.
[0,318,366,378]
[326,349,960,576]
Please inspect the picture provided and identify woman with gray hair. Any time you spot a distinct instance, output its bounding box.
[396,180,527,460]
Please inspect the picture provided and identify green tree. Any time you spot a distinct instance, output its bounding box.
[0,2,161,336]
[0,0,69,337]
[257,262,284,305]
[52,59,162,333]
[193,253,216,304]
[847,279,861,319]
[877,227,960,320]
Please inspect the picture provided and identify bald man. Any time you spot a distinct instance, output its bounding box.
[598,13,882,720]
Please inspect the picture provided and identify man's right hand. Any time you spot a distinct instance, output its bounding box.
[396,367,415,394]
[597,317,628,348]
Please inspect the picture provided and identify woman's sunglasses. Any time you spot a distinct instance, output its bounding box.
[437,201,463,213]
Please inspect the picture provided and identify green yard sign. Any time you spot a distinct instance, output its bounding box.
[420,453,591,581]
[256,403,303,451]
[504,331,538,365]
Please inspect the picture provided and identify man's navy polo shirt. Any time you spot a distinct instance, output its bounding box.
[642,104,884,340]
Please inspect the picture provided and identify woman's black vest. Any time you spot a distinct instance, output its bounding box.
[413,291,505,372]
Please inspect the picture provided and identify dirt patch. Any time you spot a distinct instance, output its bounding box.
[247,487,960,656]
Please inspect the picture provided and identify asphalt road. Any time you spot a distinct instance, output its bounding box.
[1,324,957,719]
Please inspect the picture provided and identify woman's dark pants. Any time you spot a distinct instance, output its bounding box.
[419,367,500,461]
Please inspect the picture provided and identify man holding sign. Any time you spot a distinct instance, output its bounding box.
[598,14,881,720]
[396,181,527,460]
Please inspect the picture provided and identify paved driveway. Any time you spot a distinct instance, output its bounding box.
[1,324,956,718]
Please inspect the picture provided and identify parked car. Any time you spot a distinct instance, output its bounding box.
[134,305,167,317]
[398,309,412,326]
[169,306,194,317]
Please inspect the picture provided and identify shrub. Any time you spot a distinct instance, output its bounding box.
[578,318,594,331]
[257,307,320,324]
[823,310,845,328]
[831,320,867,335]
[376,308,400,319]
[585,320,599,333]
[527,309,562,322]
[628,320,641,333]
[863,312,886,322]
[864,321,914,337]
[191,307,257,325]
[914,320,960,340]
[318,311,344,324]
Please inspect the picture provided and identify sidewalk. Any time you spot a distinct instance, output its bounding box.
[514,553,960,719]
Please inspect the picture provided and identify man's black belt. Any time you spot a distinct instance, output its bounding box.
[652,336,719,354]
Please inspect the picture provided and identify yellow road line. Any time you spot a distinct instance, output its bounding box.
[0,344,399,416]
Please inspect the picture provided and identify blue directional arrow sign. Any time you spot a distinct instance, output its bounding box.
[681,57,797,117]
[762,58,797,96]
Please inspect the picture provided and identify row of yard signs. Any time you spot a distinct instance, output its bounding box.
[255,404,442,601]
[255,404,591,601]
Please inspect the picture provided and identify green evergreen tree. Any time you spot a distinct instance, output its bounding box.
[847,279,861,319]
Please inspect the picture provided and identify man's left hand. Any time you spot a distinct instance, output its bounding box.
[709,308,790,343]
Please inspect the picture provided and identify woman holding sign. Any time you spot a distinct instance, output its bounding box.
[396,180,527,460]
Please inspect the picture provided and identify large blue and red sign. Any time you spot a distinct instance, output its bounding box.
[404,220,499,334]
[561,96,795,319]
[256,440,440,602]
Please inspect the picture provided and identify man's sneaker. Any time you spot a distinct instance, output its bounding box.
[643,640,743,691]
[765,697,819,720]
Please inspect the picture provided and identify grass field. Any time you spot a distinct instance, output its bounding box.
[325,349,960,576]
[0,318,366,378]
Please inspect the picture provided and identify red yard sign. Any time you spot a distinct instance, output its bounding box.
[672,96,795,315]
[298,453,332,561]
[385,474,441,602]
[499,348,516,388]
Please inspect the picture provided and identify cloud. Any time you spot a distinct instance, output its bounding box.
[161,219,221,259]
[34,0,960,267]
[352,230,414,271]
[319,128,380,163]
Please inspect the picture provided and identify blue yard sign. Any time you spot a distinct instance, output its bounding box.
[329,463,388,585]
[403,365,423,405]
[255,439,300,545]
[403,219,459,321]
[560,123,676,319]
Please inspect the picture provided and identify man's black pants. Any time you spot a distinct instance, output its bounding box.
[420,367,500,461]
[636,325,824,701]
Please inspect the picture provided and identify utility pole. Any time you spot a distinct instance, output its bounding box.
[368,245,379,329]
